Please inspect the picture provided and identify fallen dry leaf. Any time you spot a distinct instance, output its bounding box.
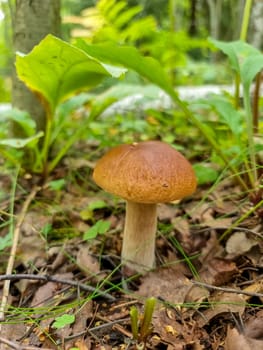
[158,203,178,221]
[242,280,263,302]
[195,291,246,327]
[76,244,101,277]
[244,310,263,339]
[138,267,192,304]
[151,307,184,346]
[199,257,238,286]
[0,323,27,343]
[226,232,258,257]
[73,338,92,350]
[30,272,74,307]
[225,327,263,350]
[152,307,209,349]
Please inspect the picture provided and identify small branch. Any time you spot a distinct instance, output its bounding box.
[0,185,41,322]
[0,274,115,302]
[60,317,130,344]
[0,336,52,350]
[192,280,263,298]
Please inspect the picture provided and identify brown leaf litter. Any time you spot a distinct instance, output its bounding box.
[0,171,263,349]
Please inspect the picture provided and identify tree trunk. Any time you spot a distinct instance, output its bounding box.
[206,0,223,39]
[249,0,263,50]
[12,0,61,134]
[188,0,197,36]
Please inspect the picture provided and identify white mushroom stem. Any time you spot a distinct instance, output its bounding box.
[121,201,157,273]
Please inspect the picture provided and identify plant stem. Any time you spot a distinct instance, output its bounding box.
[252,72,261,133]
[139,297,156,341]
[240,0,253,41]
[235,0,253,108]
[168,0,176,32]
[130,306,139,340]
[41,115,52,177]
[243,89,257,187]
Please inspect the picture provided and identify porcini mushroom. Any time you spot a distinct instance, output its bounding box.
[93,141,196,273]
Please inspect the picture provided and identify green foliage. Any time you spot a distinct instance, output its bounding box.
[16,35,126,116]
[67,0,157,44]
[0,232,12,251]
[2,35,126,176]
[193,163,219,185]
[130,297,156,346]
[2,32,261,193]
[52,314,75,329]
[206,39,263,189]
[83,219,111,240]
[67,0,209,83]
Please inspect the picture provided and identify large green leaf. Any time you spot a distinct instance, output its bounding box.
[241,54,263,92]
[204,96,243,135]
[76,39,177,99]
[16,34,126,115]
[209,39,261,73]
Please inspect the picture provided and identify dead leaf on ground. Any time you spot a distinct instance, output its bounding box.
[73,338,92,350]
[30,272,74,307]
[199,257,238,286]
[242,280,263,302]
[76,244,101,278]
[225,327,263,350]
[151,307,184,347]
[226,232,258,257]
[0,323,27,343]
[184,202,213,224]
[245,310,263,339]
[195,291,246,327]
[151,307,209,349]
[18,211,48,268]
[158,203,178,221]
[137,267,192,304]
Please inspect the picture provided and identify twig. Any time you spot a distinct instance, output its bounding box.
[0,274,115,302]
[0,186,40,322]
[192,280,263,298]
[59,317,130,343]
[0,336,52,350]
[0,337,20,350]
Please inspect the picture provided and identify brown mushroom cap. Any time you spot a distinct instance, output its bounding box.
[93,141,197,203]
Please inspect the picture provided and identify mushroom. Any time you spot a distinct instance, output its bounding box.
[93,141,197,273]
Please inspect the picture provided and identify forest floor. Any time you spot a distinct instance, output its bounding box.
[0,144,263,350]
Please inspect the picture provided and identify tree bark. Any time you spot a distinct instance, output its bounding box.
[188,0,197,36]
[12,0,61,134]
[249,0,263,50]
[206,0,223,40]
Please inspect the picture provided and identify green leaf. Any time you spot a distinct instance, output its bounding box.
[7,109,36,136]
[52,314,75,329]
[0,132,44,148]
[84,219,111,240]
[241,54,263,92]
[76,40,176,99]
[209,39,260,73]
[88,200,107,211]
[16,34,127,116]
[193,163,219,185]
[0,232,12,251]
[205,97,243,135]
[48,178,66,191]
